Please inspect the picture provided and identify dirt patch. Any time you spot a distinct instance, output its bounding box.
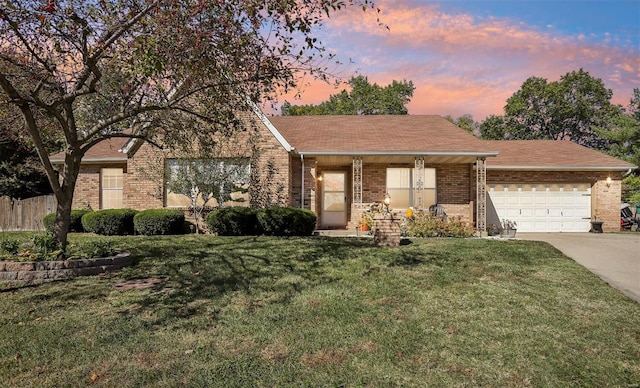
[113,278,165,291]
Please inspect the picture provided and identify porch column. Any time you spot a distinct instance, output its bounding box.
[415,157,425,209]
[353,156,363,204]
[476,157,487,236]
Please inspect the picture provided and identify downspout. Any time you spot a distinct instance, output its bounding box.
[300,153,305,209]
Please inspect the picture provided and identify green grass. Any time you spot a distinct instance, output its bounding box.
[1,234,639,387]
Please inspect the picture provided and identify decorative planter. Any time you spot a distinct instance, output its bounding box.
[500,228,517,238]
[590,221,604,233]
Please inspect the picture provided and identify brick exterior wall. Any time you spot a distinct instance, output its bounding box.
[70,113,292,213]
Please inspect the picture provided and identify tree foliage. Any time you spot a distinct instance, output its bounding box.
[444,114,477,134]
[282,75,415,115]
[481,69,618,149]
[0,0,378,247]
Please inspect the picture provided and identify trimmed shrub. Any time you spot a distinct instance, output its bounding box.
[206,207,257,236]
[256,207,316,236]
[43,209,92,233]
[134,209,185,235]
[81,209,138,236]
[404,212,474,238]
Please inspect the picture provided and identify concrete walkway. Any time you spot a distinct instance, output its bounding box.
[518,233,640,303]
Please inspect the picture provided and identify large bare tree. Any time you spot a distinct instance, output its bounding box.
[0,0,379,248]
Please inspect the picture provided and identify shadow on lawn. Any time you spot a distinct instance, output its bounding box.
[118,236,397,326]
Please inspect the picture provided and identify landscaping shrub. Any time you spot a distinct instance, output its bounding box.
[256,207,316,236]
[134,209,185,235]
[404,212,474,238]
[81,209,138,236]
[43,209,92,233]
[206,207,257,236]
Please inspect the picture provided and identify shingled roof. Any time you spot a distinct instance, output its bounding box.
[268,115,496,156]
[484,140,636,171]
[50,137,129,163]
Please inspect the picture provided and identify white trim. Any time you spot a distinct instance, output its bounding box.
[247,99,293,152]
[485,165,635,171]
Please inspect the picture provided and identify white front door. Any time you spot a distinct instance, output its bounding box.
[321,172,347,228]
[488,184,591,232]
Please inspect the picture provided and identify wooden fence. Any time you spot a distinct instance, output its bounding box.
[0,195,57,231]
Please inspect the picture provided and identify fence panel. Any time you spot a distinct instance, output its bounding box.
[0,195,57,231]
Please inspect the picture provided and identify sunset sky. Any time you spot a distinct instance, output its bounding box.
[276,0,640,121]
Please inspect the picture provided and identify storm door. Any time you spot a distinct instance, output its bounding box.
[321,172,347,227]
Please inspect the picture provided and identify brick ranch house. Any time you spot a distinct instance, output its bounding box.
[51,110,636,233]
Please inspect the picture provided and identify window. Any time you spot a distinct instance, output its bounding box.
[101,168,123,209]
[386,167,436,209]
[165,158,250,208]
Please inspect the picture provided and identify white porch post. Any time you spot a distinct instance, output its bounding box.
[415,157,425,209]
[353,157,363,204]
[476,157,487,236]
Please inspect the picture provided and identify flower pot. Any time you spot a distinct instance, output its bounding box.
[590,221,604,233]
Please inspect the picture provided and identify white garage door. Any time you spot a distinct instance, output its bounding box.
[488,184,591,232]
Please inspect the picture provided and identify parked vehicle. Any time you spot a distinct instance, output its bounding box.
[620,203,640,231]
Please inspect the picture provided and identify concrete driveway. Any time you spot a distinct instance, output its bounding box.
[518,233,640,303]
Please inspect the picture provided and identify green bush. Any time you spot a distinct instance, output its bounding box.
[404,211,474,238]
[81,209,138,236]
[134,209,185,235]
[43,209,92,233]
[256,207,316,236]
[206,207,257,236]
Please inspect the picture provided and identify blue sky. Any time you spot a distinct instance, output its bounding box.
[280,0,640,120]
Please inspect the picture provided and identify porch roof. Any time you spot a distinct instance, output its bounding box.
[268,115,498,156]
[484,140,637,171]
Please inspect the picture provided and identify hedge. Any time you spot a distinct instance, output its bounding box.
[206,207,258,236]
[81,209,138,236]
[134,209,185,235]
[43,209,92,233]
[256,207,316,236]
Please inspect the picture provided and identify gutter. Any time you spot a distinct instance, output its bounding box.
[484,165,636,171]
[296,150,499,157]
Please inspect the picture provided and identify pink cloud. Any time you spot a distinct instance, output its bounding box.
[274,0,639,120]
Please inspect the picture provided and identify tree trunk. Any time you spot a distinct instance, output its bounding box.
[51,154,82,250]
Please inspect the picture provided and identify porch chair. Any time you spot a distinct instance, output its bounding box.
[429,204,448,221]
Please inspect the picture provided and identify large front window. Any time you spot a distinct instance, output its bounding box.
[165,158,250,208]
[386,167,436,209]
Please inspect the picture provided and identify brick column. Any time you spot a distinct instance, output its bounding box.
[373,215,401,247]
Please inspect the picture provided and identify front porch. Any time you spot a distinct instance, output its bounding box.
[292,154,488,234]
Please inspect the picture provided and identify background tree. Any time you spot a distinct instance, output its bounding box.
[501,69,616,149]
[0,0,379,248]
[444,114,477,134]
[479,115,507,140]
[282,75,414,115]
[597,88,640,203]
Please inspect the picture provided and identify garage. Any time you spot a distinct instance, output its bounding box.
[487,184,592,232]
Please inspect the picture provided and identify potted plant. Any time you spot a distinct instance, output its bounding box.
[360,212,373,231]
[590,212,604,233]
[500,219,517,238]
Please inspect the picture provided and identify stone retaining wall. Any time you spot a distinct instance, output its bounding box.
[0,253,132,283]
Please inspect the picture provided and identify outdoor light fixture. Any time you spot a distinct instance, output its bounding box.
[606,176,612,187]
[383,193,391,214]
[317,174,323,182]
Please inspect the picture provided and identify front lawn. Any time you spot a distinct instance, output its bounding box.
[1,235,638,386]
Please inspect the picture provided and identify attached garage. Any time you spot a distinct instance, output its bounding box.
[488,183,591,232]
[484,140,637,233]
